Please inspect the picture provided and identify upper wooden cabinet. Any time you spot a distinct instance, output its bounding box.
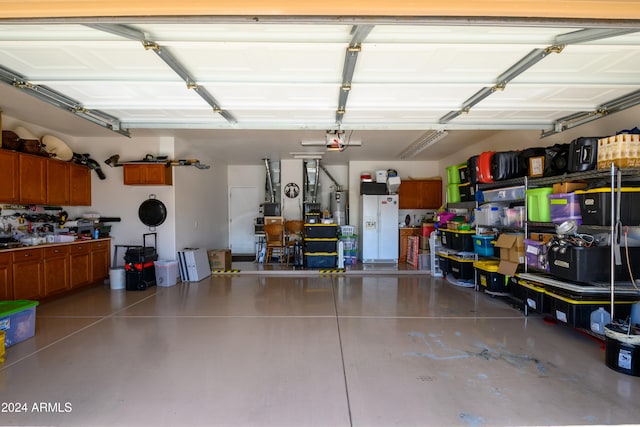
[19,153,47,204]
[398,179,443,209]
[46,159,71,205]
[69,163,92,206]
[0,150,91,206]
[0,150,20,203]
[123,163,173,185]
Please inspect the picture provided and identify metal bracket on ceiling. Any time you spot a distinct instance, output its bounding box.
[439,27,639,127]
[335,24,374,125]
[0,63,130,137]
[85,23,237,125]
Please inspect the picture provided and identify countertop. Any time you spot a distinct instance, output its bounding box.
[0,237,111,252]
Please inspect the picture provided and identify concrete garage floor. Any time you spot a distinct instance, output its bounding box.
[2,271,639,427]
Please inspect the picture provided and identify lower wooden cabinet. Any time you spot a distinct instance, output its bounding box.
[91,240,110,283]
[43,246,70,297]
[12,248,43,300]
[70,243,91,289]
[3,239,111,300]
[0,252,13,300]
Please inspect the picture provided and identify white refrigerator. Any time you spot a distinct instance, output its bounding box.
[359,194,399,263]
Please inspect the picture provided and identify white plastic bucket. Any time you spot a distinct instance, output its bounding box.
[109,268,126,290]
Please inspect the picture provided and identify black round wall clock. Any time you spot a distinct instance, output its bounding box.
[284,182,300,199]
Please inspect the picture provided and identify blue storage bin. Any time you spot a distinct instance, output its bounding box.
[473,234,496,257]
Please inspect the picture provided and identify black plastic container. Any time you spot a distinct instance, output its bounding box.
[304,253,337,268]
[360,182,387,195]
[509,278,547,313]
[304,238,337,253]
[458,164,469,184]
[544,143,570,176]
[548,245,640,283]
[440,229,474,252]
[547,292,633,329]
[605,324,640,377]
[304,224,338,239]
[450,258,474,280]
[458,183,476,202]
[467,155,479,185]
[568,136,600,173]
[575,187,640,226]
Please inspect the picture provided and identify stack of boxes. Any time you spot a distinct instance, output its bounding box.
[339,225,358,266]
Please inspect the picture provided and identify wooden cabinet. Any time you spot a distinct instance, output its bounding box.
[43,245,70,297]
[399,227,420,263]
[69,243,91,289]
[123,163,173,185]
[46,159,71,205]
[19,153,47,204]
[12,248,43,300]
[90,240,110,283]
[398,179,442,209]
[69,163,92,205]
[0,252,12,300]
[0,150,20,203]
[0,150,91,206]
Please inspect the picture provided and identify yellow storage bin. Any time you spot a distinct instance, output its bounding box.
[473,260,509,293]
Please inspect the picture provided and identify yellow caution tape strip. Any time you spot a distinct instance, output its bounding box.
[319,269,345,274]
[211,269,241,274]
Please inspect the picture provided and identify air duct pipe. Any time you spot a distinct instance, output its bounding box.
[263,158,275,203]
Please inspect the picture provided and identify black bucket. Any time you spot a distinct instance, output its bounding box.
[604,324,640,377]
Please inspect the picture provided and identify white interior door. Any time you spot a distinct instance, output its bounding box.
[229,186,259,255]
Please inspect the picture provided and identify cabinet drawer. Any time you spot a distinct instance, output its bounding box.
[91,240,109,251]
[12,248,43,263]
[0,251,10,265]
[44,245,70,258]
[70,243,90,254]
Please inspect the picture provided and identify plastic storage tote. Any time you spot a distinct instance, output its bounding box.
[482,185,525,202]
[575,187,640,226]
[473,234,496,257]
[548,192,582,224]
[526,187,553,222]
[473,260,509,293]
[154,260,179,286]
[0,300,39,347]
[447,164,462,184]
[447,184,461,203]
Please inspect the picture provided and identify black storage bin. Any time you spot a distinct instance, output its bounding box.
[568,136,600,173]
[547,290,633,330]
[450,258,474,280]
[544,143,570,176]
[458,164,470,184]
[360,182,387,195]
[491,151,524,181]
[467,155,479,185]
[305,224,338,238]
[304,238,337,253]
[304,253,337,268]
[605,324,640,377]
[510,278,547,313]
[575,187,640,226]
[548,245,640,283]
[458,183,476,202]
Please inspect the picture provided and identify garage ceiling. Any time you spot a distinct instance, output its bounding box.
[1,18,640,164]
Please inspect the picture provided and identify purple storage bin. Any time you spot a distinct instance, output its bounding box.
[524,238,549,271]
[548,193,582,225]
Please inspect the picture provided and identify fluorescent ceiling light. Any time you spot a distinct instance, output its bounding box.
[398,130,449,159]
[290,151,324,159]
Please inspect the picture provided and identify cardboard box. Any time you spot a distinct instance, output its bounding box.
[552,181,587,194]
[529,232,554,244]
[495,233,525,276]
[207,249,232,271]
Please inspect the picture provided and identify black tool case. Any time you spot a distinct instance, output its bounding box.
[491,150,524,181]
[568,136,600,173]
[125,233,158,290]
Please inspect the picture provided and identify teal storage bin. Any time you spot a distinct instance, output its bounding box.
[0,300,39,347]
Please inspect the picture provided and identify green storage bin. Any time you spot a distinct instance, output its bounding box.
[526,187,553,222]
[446,164,463,184]
[447,183,461,203]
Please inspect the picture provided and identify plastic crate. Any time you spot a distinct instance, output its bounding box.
[447,164,462,184]
[339,235,358,251]
[0,300,39,347]
[547,290,633,329]
[305,238,338,253]
[305,224,338,238]
[450,258,474,281]
[154,260,179,287]
[549,192,582,225]
[340,225,356,236]
[482,185,525,202]
[473,234,496,257]
[447,184,461,203]
[304,252,337,268]
[526,187,553,222]
[473,260,509,293]
[510,279,547,313]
